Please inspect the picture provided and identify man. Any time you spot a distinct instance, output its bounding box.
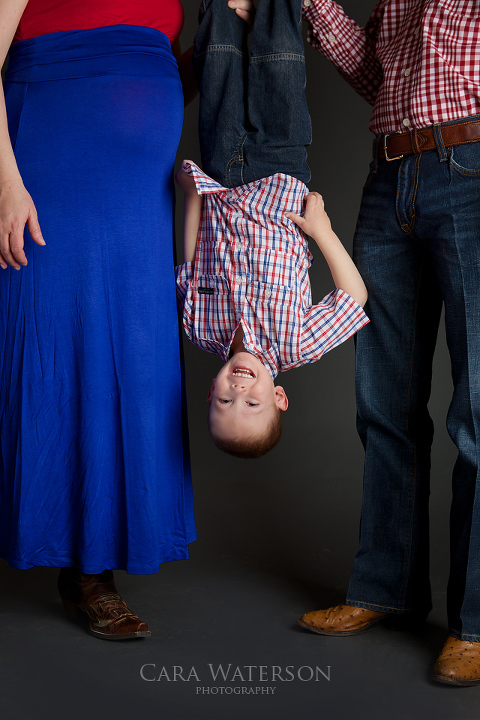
[298,0,480,686]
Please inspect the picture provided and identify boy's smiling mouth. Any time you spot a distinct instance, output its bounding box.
[232,367,255,379]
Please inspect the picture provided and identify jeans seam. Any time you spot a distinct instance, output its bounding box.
[398,154,421,235]
[449,158,480,177]
[194,45,245,60]
[449,628,480,639]
[250,53,305,62]
[345,599,408,612]
[226,131,249,185]
[400,260,424,608]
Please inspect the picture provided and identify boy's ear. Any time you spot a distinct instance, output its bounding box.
[207,378,216,402]
[274,386,289,411]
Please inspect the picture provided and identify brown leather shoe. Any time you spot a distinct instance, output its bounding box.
[297,603,388,636]
[58,567,151,640]
[433,636,480,686]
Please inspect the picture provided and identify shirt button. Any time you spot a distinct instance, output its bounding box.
[327,33,336,44]
[414,25,420,36]
[265,289,272,298]
[404,68,411,77]
[402,118,411,127]
[303,0,312,6]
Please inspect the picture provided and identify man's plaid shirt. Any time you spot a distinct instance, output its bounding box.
[303,0,480,135]
[175,163,369,379]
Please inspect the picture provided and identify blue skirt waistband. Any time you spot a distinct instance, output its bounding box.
[5,25,179,82]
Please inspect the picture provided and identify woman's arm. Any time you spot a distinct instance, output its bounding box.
[0,0,46,270]
[173,0,256,106]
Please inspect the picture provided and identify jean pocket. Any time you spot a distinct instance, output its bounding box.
[449,141,480,177]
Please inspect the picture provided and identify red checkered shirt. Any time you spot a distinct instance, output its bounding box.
[303,0,480,134]
[175,162,369,379]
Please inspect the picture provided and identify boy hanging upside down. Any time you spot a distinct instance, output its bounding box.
[175,0,369,458]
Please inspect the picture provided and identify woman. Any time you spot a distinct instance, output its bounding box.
[0,0,253,640]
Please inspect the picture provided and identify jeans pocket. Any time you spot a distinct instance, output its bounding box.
[449,141,480,177]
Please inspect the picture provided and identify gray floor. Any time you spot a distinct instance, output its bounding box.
[2,546,480,720]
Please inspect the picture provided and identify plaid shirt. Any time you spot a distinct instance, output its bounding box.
[303,0,480,134]
[175,162,369,379]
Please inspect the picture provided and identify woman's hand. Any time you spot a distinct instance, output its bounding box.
[0,179,45,270]
[228,0,256,29]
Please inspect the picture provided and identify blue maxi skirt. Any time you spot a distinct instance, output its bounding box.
[0,26,196,573]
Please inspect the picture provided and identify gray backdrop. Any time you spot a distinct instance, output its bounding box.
[177,0,454,596]
[2,3,470,720]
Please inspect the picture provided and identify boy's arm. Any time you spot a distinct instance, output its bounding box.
[176,163,204,263]
[303,1,384,106]
[286,193,368,307]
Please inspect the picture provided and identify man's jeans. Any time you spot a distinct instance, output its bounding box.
[347,117,480,641]
[193,0,311,187]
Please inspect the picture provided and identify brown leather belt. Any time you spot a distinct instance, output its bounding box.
[378,119,480,161]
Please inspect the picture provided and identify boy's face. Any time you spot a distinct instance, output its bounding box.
[207,352,288,442]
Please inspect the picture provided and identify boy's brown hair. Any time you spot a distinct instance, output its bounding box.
[208,406,282,459]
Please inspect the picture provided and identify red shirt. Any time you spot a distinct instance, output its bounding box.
[14,0,184,44]
[303,0,480,134]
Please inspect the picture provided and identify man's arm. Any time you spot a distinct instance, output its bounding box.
[303,0,384,106]
[286,192,368,307]
[175,162,204,263]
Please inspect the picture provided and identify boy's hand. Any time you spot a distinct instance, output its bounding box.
[286,192,332,241]
[228,1,256,29]
[175,161,198,195]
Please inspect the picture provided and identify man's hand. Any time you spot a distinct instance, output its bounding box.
[228,0,256,30]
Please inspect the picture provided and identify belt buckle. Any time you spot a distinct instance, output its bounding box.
[383,131,404,162]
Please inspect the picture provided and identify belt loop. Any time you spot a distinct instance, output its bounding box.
[372,135,380,171]
[433,123,448,162]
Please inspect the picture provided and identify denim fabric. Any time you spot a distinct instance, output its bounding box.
[193,0,311,187]
[347,115,480,641]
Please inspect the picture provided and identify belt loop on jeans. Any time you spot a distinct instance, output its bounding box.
[432,123,448,162]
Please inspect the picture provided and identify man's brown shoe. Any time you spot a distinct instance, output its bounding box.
[433,636,480,686]
[58,567,151,640]
[297,603,388,636]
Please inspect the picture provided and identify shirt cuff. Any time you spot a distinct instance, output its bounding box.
[302,0,331,24]
[334,288,370,331]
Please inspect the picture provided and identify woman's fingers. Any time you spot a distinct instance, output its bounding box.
[9,219,28,265]
[26,208,45,247]
[0,232,20,270]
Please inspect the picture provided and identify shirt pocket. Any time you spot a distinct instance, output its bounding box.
[246,281,300,361]
[193,275,235,345]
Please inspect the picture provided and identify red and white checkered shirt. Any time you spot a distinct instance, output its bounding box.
[303,0,480,134]
[175,162,369,379]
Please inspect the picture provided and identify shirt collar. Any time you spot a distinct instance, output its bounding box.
[182,161,229,195]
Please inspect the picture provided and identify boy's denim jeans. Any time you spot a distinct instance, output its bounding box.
[193,0,311,187]
[348,117,480,641]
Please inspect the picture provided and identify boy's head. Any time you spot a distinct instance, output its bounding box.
[207,352,289,459]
